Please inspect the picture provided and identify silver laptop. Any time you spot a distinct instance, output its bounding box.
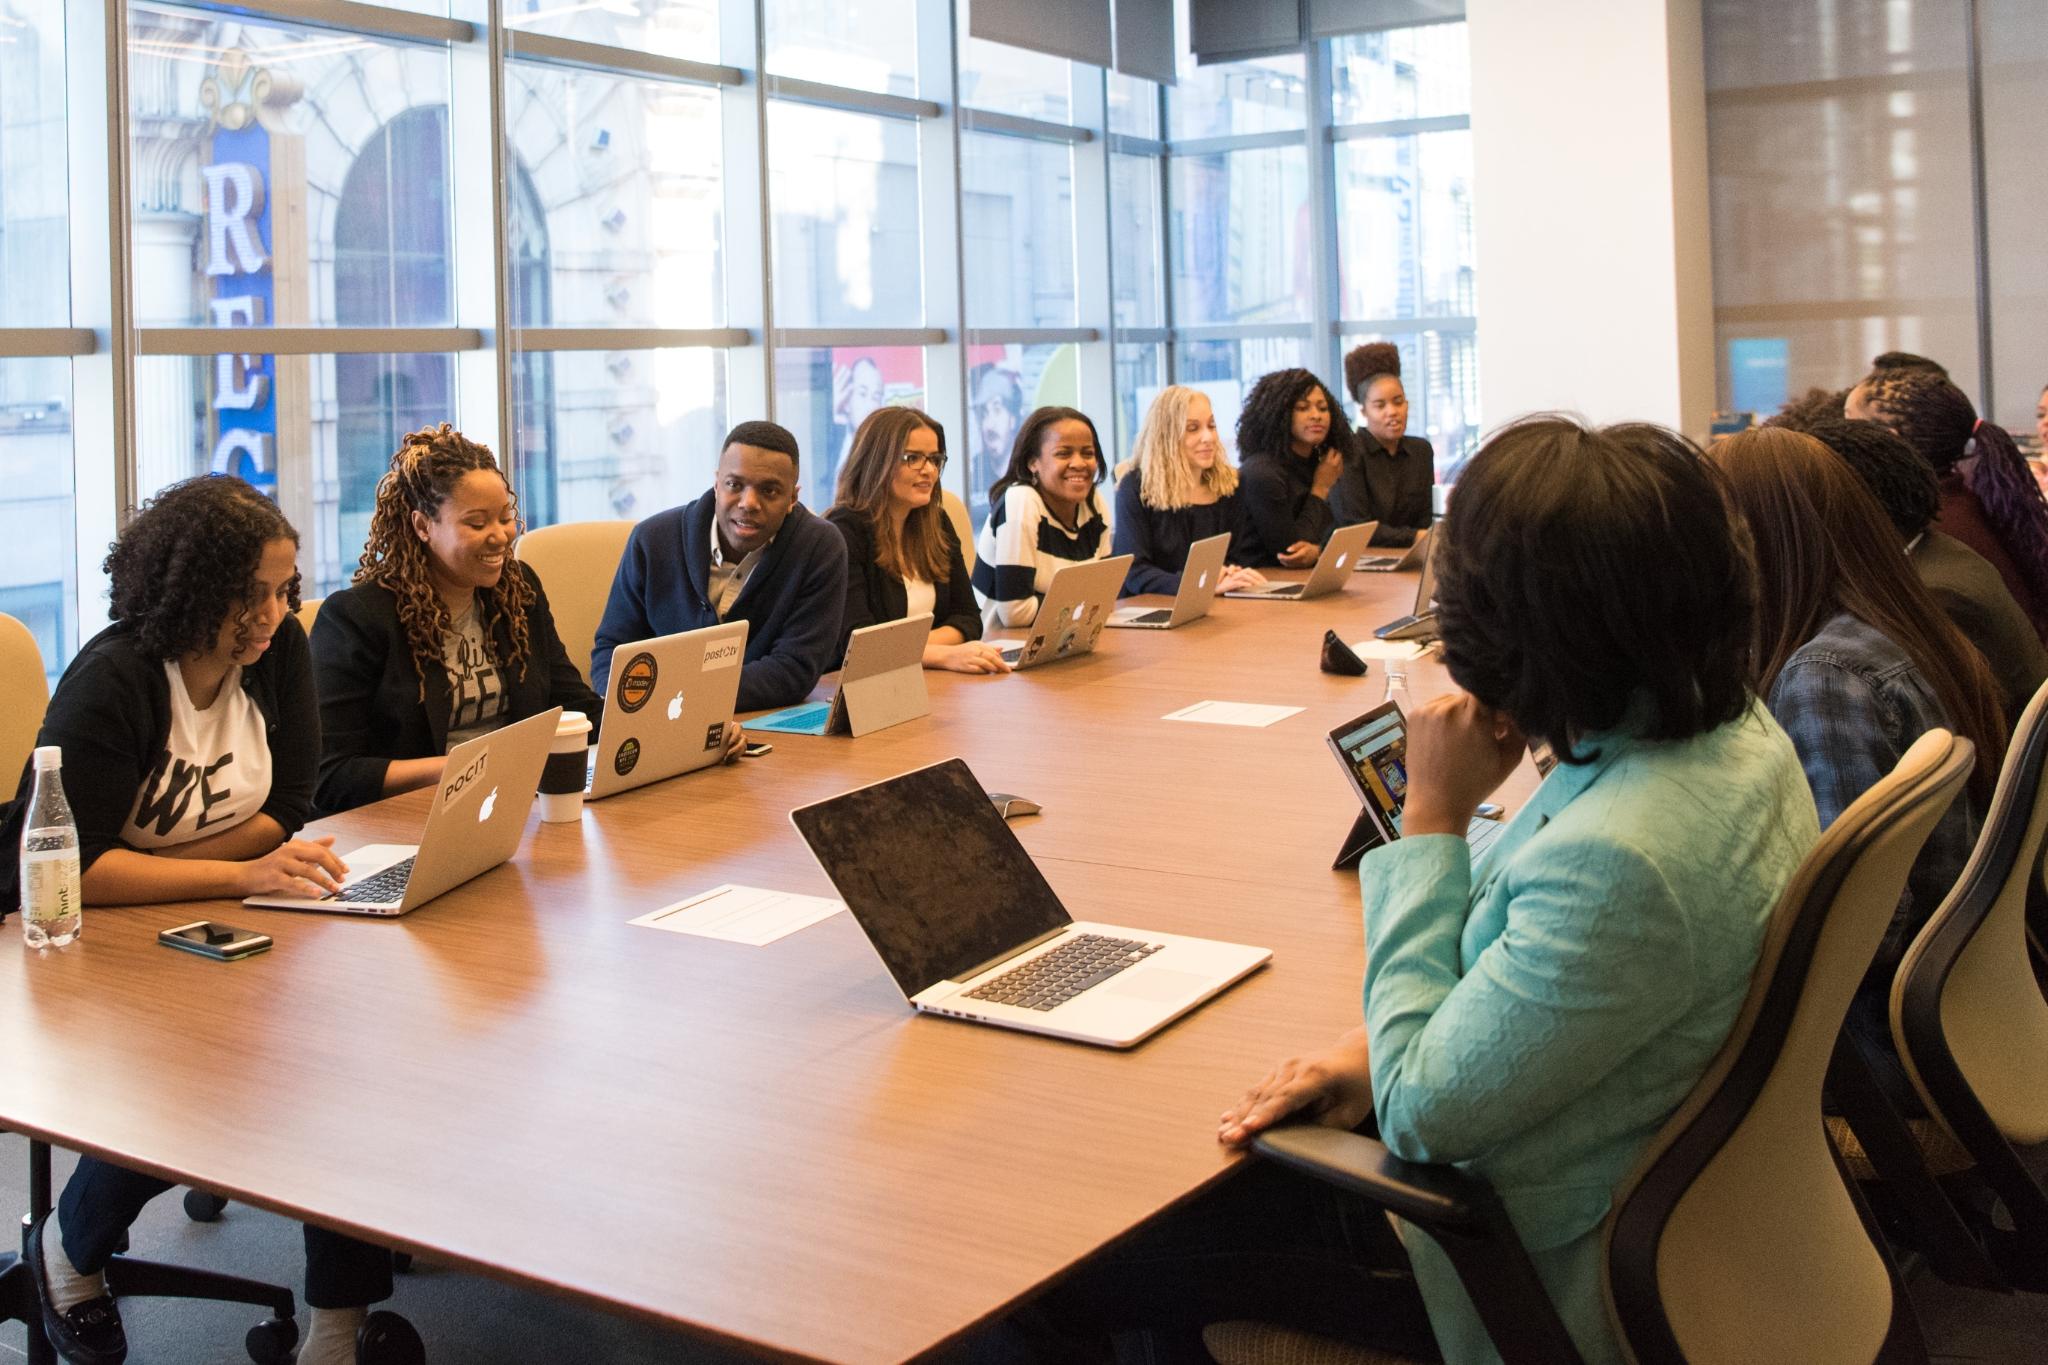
[994,554,1135,669]
[790,758,1270,1048]
[1106,533,1230,630]
[588,621,749,799]
[1223,521,1378,600]
[1374,529,1440,641]
[746,613,932,737]
[1355,528,1429,573]
[244,706,559,916]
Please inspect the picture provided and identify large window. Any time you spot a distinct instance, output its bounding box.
[16,0,1481,680]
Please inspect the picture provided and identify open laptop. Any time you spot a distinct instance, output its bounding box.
[1325,701,1505,869]
[1105,533,1229,631]
[244,705,560,916]
[588,621,749,799]
[1373,530,1439,641]
[1222,521,1378,601]
[994,554,1135,669]
[747,613,932,737]
[1355,528,1429,573]
[791,758,1270,1048]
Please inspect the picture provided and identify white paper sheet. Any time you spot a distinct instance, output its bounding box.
[629,884,844,945]
[1161,700,1305,728]
[1348,638,1429,661]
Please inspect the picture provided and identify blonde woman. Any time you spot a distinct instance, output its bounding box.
[1112,386,1267,596]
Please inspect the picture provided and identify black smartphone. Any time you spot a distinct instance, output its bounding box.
[742,740,774,758]
[158,921,272,961]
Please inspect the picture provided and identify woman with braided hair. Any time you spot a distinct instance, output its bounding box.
[310,423,601,816]
[1848,369,2048,642]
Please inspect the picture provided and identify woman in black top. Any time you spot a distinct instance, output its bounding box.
[1234,368,1360,567]
[0,477,401,1365]
[827,408,1005,674]
[1111,385,1268,597]
[1341,341,1435,549]
[310,424,611,817]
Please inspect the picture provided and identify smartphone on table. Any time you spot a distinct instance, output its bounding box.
[158,921,272,961]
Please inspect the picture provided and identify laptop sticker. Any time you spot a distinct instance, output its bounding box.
[442,749,488,811]
[702,637,742,671]
[614,737,641,776]
[616,653,658,713]
[703,723,724,752]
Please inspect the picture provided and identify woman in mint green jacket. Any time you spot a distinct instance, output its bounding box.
[975,419,1821,1365]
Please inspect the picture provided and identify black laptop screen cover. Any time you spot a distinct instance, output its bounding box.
[790,758,1072,997]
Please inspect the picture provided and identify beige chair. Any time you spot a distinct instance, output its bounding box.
[514,520,635,687]
[942,489,976,574]
[1881,680,2048,1290]
[1230,731,1970,1365]
[293,595,322,640]
[0,613,50,801]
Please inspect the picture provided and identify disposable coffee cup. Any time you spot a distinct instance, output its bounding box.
[538,710,593,823]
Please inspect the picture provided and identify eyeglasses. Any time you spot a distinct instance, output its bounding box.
[898,450,949,472]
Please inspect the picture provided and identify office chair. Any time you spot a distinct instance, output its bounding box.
[0,611,51,801]
[1878,681,2048,1290]
[942,490,976,574]
[1212,730,1970,1365]
[514,520,636,688]
[295,595,324,640]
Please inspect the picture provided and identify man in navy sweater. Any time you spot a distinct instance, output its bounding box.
[592,421,849,711]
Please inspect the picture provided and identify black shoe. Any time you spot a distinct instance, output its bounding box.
[356,1310,424,1365]
[24,1212,128,1365]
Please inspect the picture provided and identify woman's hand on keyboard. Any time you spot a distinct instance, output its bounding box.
[238,837,349,898]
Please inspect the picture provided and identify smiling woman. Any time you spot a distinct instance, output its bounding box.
[972,405,1114,632]
[306,423,602,816]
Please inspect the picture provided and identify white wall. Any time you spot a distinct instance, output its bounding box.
[1467,0,1716,438]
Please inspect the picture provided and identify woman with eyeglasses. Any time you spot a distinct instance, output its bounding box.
[827,407,1007,674]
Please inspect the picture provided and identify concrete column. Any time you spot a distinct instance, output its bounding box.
[1466,0,1715,439]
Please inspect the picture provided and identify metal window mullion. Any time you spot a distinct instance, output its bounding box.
[1071,60,1114,447]
[1157,75,1174,386]
[511,328,753,351]
[1964,0,1993,416]
[1171,322,1314,341]
[1305,35,1341,398]
[502,31,742,89]
[959,107,1092,144]
[1166,128,1306,156]
[153,0,472,46]
[1328,113,1469,141]
[772,328,949,348]
[69,0,131,644]
[764,74,940,121]
[449,0,508,458]
[918,0,966,508]
[135,327,485,355]
[0,329,97,357]
[719,0,769,425]
[963,328,1101,345]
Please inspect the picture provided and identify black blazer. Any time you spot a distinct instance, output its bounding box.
[824,506,980,666]
[310,561,601,817]
[0,617,320,913]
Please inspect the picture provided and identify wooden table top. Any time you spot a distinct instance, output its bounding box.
[0,567,1535,1364]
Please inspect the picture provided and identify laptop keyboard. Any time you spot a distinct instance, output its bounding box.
[781,702,832,727]
[1128,608,1171,625]
[327,855,416,903]
[964,933,1163,1012]
[1468,817,1504,858]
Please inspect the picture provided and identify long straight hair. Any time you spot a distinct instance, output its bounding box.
[1715,426,2006,804]
[1126,385,1240,510]
[832,406,952,583]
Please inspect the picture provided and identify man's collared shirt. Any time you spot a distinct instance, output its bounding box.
[708,518,773,618]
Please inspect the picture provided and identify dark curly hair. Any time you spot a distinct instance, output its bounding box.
[1433,417,1756,765]
[987,406,1108,514]
[1797,418,1939,540]
[1765,386,1847,430]
[355,424,533,700]
[1856,370,2048,596]
[1234,368,1354,464]
[105,475,301,662]
[1343,341,1402,404]
[1870,350,1948,379]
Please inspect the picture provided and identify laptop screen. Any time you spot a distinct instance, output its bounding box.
[790,759,1072,996]
[1413,532,1439,617]
[1329,703,1410,838]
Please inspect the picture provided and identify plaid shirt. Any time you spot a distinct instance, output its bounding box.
[1767,611,1981,974]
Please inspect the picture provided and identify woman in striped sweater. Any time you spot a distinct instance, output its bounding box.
[972,406,1114,631]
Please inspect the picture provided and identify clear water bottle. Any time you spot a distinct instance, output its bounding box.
[20,746,81,949]
[1383,668,1413,714]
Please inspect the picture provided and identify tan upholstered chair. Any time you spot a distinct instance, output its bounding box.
[514,520,635,687]
[0,612,50,800]
[1230,731,1970,1365]
[293,596,322,640]
[1883,681,2048,1290]
[942,489,976,574]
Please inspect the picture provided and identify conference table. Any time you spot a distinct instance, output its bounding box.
[0,565,1539,1363]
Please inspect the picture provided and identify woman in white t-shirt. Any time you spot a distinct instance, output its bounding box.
[0,475,409,1365]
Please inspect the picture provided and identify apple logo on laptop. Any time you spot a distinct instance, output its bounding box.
[477,787,498,822]
[1336,553,1349,568]
[666,690,684,721]
[1198,571,1209,588]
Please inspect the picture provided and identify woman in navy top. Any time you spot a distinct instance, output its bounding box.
[1111,385,1267,597]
